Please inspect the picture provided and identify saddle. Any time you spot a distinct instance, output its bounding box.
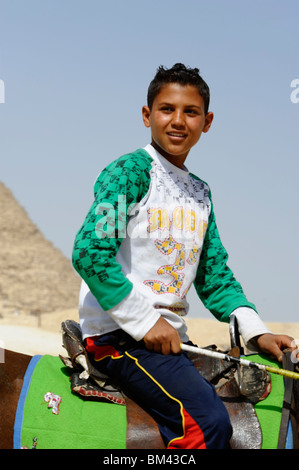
[59,316,275,449]
[59,321,126,405]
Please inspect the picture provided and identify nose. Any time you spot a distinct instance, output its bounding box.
[171,110,185,128]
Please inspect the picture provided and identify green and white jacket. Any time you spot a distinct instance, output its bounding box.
[72,145,270,344]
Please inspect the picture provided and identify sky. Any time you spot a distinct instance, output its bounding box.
[0,0,298,323]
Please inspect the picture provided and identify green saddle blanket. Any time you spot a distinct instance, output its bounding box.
[246,354,287,449]
[14,353,290,449]
[13,355,127,449]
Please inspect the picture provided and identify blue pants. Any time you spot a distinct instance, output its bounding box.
[86,330,232,449]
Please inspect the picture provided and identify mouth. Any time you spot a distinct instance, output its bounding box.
[167,132,187,140]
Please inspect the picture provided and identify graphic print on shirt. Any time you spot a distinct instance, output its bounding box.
[143,234,204,297]
[143,201,208,299]
[144,235,186,296]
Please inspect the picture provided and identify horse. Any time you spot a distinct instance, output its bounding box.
[1,316,298,450]
[0,348,168,449]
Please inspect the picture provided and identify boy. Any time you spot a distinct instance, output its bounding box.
[72,63,293,449]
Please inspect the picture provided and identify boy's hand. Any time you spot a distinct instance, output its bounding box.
[143,317,181,355]
[254,333,295,362]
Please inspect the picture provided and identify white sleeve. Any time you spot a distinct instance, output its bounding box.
[107,286,161,341]
[230,307,272,353]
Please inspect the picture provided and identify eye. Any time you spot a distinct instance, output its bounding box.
[185,108,199,115]
[160,106,174,113]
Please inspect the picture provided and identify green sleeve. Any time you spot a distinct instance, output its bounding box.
[72,149,153,310]
[194,195,257,323]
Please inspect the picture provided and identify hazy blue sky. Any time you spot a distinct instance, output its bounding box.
[1,0,298,322]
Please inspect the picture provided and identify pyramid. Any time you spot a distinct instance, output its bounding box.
[0,182,81,314]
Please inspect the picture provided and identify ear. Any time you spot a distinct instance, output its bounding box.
[202,112,214,133]
[142,105,151,128]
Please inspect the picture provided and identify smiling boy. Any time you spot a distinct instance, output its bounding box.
[72,63,293,449]
[142,81,213,168]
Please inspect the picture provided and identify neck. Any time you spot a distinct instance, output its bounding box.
[151,140,188,169]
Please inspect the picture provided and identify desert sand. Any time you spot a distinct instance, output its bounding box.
[1,309,299,358]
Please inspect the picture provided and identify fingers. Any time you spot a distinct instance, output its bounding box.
[255,333,297,363]
[272,345,284,363]
[275,335,297,362]
[280,335,295,349]
[144,335,181,355]
[143,317,181,355]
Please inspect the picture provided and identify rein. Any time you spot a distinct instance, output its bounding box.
[181,344,299,381]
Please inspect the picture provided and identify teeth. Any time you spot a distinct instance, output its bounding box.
[168,133,185,137]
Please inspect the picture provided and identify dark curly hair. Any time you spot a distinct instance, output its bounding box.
[147,63,210,114]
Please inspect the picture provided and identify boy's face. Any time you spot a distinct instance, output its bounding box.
[142,83,213,168]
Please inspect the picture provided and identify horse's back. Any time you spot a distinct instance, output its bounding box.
[0,349,32,449]
[0,349,165,449]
